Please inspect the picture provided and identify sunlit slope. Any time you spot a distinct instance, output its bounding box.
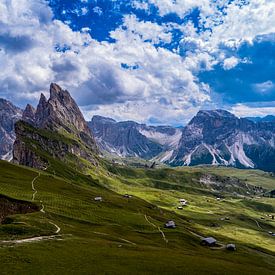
[0,160,275,274]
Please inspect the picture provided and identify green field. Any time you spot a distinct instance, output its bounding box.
[0,160,275,274]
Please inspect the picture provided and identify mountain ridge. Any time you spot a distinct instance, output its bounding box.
[0,90,274,171]
[90,110,275,171]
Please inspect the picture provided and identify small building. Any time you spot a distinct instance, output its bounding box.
[226,244,236,251]
[165,220,176,229]
[201,237,217,247]
[94,197,103,202]
[179,199,188,206]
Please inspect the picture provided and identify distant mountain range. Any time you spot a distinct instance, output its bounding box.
[0,99,22,161]
[89,111,275,172]
[245,115,275,123]
[0,87,274,171]
[89,116,181,160]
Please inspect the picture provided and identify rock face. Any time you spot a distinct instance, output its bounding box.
[34,83,93,138]
[13,83,98,169]
[89,116,181,159]
[0,98,22,161]
[90,110,275,172]
[22,104,36,125]
[168,110,275,171]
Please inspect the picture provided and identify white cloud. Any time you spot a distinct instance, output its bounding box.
[231,103,275,118]
[0,0,274,125]
[223,56,239,70]
[0,1,211,125]
[253,81,275,94]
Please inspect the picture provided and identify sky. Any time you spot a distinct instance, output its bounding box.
[0,0,274,125]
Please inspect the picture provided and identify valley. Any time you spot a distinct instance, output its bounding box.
[0,159,274,274]
[0,84,274,274]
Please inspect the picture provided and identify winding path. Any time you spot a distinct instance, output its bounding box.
[144,214,168,244]
[31,173,40,201]
[253,219,263,230]
[49,221,61,234]
[30,172,62,235]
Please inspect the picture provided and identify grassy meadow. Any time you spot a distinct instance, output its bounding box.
[0,160,274,274]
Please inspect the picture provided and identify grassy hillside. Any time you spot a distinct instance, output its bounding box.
[0,159,275,274]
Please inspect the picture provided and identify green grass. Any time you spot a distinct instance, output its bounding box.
[0,160,275,274]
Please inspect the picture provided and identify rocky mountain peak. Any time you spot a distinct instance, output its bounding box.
[190,109,237,126]
[13,84,98,169]
[50,82,62,95]
[92,115,116,124]
[0,98,22,115]
[34,84,92,137]
[22,104,36,124]
[35,93,49,127]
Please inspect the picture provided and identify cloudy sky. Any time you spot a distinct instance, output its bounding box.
[0,0,274,125]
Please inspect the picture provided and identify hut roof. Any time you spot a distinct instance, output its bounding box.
[202,237,217,244]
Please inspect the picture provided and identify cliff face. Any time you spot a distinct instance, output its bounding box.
[0,98,22,161]
[13,84,98,169]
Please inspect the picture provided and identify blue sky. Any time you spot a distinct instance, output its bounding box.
[0,0,274,125]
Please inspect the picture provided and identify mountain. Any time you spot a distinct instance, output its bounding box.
[13,83,98,169]
[246,115,275,123]
[89,115,181,159]
[0,98,22,161]
[90,110,275,172]
[167,110,275,171]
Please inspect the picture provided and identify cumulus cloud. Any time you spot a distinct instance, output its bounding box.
[223,57,239,70]
[0,0,274,124]
[0,1,211,123]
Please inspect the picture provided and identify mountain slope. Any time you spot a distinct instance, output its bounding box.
[89,116,181,159]
[0,156,275,274]
[13,83,98,169]
[167,110,275,171]
[0,99,22,161]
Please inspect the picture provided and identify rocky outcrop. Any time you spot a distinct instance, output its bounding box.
[0,194,39,224]
[13,83,98,169]
[0,98,22,161]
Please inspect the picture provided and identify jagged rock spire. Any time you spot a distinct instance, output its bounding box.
[35,93,49,127]
[22,104,36,124]
[49,83,63,99]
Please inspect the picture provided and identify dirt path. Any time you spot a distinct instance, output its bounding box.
[144,214,168,244]
[253,219,263,230]
[31,173,40,201]
[0,235,63,245]
[30,172,61,235]
[49,221,61,234]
